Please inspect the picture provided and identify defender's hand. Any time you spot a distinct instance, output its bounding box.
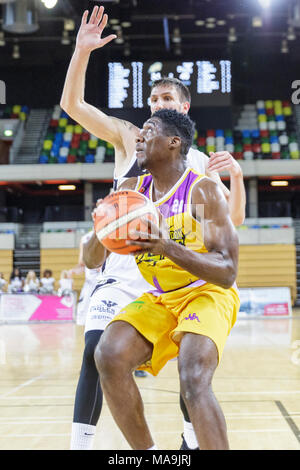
[76,5,116,54]
[208,151,242,177]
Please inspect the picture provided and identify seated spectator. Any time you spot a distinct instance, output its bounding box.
[0,273,7,293]
[40,269,55,294]
[23,270,40,294]
[8,268,24,293]
[58,269,73,297]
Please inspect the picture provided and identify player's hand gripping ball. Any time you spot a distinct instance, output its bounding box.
[94,190,159,254]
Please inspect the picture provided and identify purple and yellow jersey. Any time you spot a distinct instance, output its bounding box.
[134,168,208,293]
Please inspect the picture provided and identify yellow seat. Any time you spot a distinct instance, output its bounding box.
[43,140,53,150]
[12,105,21,114]
[59,118,68,128]
[74,124,83,134]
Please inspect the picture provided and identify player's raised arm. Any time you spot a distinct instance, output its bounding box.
[60,6,139,171]
[206,151,246,226]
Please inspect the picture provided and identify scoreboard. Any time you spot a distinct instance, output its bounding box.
[107,60,231,108]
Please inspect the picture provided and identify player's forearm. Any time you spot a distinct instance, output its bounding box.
[60,47,90,114]
[228,171,246,226]
[164,241,237,289]
[83,232,107,269]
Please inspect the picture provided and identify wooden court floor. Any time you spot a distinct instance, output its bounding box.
[0,311,300,451]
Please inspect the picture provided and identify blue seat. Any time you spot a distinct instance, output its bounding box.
[85,154,95,163]
[242,130,251,138]
[215,129,224,137]
[251,130,260,139]
[39,155,49,164]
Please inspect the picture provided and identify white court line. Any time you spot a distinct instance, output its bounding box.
[0,374,47,398]
[1,390,300,400]
[0,433,71,438]
[0,395,74,399]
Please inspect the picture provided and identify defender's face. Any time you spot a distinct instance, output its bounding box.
[135,117,169,169]
[149,85,190,115]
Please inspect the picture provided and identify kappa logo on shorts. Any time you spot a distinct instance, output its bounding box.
[185,313,201,323]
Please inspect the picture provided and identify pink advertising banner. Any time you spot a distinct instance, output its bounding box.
[0,293,75,323]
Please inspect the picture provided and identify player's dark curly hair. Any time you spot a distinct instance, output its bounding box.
[152,108,195,158]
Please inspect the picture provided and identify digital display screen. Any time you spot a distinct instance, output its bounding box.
[107,60,231,108]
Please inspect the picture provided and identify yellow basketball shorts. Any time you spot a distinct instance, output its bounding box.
[108,283,240,376]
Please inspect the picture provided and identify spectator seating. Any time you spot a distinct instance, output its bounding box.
[194,100,298,160]
[39,105,114,164]
[0,105,29,121]
[39,101,299,163]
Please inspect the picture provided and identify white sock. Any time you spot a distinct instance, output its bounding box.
[183,419,198,449]
[70,423,96,450]
[147,445,158,450]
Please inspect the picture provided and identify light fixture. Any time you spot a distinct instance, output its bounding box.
[121,21,131,28]
[228,27,237,42]
[287,26,296,41]
[124,42,131,57]
[12,43,20,59]
[270,180,289,187]
[281,39,288,53]
[0,32,5,47]
[252,16,263,28]
[172,27,181,44]
[42,0,58,9]
[174,44,182,56]
[115,28,124,44]
[61,30,71,45]
[58,184,76,191]
[110,18,119,25]
[258,0,271,8]
[195,20,205,26]
[64,19,75,31]
[4,129,13,137]
[217,20,226,26]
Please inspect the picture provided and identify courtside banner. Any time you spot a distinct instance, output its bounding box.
[238,287,292,317]
[0,293,75,323]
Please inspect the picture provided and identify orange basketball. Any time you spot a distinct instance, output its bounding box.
[94,190,159,255]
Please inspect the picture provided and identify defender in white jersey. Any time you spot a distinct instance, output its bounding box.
[61,5,246,451]
[69,231,101,326]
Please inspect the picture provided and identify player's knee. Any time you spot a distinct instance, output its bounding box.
[178,351,215,400]
[83,331,103,366]
[94,332,129,378]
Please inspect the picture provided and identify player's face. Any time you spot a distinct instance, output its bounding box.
[136,117,169,170]
[149,85,190,115]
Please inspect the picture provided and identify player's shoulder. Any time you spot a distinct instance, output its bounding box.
[191,174,224,205]
[186,147,209,171]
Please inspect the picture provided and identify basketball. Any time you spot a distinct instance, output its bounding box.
[94,190,159,254]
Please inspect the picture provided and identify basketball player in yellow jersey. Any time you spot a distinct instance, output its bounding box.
[94,109,240,450]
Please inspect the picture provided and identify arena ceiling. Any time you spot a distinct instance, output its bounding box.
[0,0,300,64]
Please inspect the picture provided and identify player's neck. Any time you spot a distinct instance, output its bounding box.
[151,162,187,202]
